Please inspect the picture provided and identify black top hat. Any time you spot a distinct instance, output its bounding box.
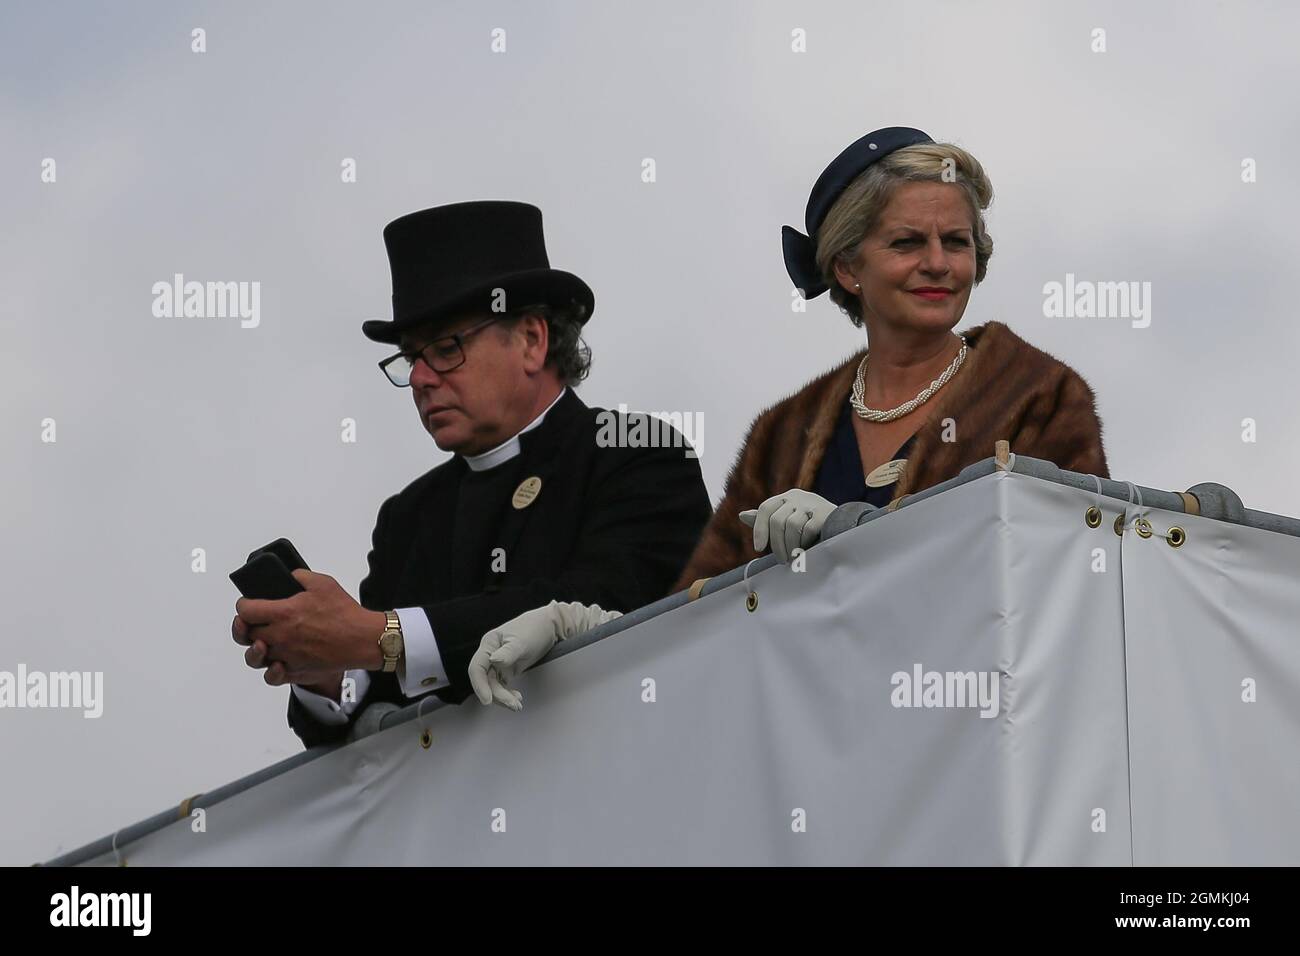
[361,200,595,344]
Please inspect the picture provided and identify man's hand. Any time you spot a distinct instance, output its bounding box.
[233,624,345,695]
[468,601,622,711]
[232,569,386,686]
[294,672,347,701]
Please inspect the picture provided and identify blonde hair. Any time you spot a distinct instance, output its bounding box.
[814,142,994,325]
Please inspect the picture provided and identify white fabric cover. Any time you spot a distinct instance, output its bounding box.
[78,470,1300,865]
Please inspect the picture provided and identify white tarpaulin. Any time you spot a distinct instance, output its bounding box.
[73,469,1300,865]
[1121,500,1300,864]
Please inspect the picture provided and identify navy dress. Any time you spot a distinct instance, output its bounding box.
[812,397,917,508]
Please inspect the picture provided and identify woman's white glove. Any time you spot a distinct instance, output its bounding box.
[467,600,622,711]
[739,488,837,563]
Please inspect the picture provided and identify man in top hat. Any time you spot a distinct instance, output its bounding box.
[230,200,712,748]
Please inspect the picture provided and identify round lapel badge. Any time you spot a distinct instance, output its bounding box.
[865,459,907,488]
[512,476,543,509]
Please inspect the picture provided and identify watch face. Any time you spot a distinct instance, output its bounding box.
[380,632,400,656]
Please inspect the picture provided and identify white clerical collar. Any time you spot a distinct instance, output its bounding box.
[462,388,567,472]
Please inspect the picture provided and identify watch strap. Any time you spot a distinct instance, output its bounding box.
[379,610,403,673]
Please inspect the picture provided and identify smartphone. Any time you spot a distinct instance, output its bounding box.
[229,552,304,600]
[247,537,309,573]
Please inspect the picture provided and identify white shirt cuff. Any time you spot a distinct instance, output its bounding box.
[291,669,371,725]
[395,607,451,697]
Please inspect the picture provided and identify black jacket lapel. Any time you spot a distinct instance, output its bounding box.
[483,389,587,591]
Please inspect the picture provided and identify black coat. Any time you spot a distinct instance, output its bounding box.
[288,388,711,747]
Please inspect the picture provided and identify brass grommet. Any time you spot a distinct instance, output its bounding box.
[1085,506,1102,528]
[1113,514,1125,536]
[1167,526,1186,548]
[746,591,758,612]
[420,729,432,749]
[1136,517,1153,538]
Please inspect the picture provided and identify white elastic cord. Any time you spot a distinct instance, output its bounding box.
[111,829,124,867]
[741,556,763,601]
[1117,480,1174,540]
[1120,480,1144,531]
[995,452,1017,473]
[1090,474,1103,508]
[1127,480,1143,508]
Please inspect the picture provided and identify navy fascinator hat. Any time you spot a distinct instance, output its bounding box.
[782,126,934,299]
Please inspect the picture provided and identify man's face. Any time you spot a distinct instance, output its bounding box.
[399,313,536,455]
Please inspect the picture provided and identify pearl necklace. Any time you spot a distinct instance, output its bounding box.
[850,333,969,422]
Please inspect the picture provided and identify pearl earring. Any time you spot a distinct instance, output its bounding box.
[854,283,861,291]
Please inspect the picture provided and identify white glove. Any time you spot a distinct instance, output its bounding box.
[739,488,837,563]
[467,600,623,712]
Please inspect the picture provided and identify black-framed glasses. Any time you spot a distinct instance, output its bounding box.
[378,316,503,387]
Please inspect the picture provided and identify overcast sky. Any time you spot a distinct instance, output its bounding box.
[4,0,1299,865]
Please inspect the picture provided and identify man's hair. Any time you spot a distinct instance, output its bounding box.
[500,303,592,386]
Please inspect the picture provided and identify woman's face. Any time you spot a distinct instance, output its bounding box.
[835,180,977,337]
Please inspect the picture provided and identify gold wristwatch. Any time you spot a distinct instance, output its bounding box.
[378,610,404,673]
